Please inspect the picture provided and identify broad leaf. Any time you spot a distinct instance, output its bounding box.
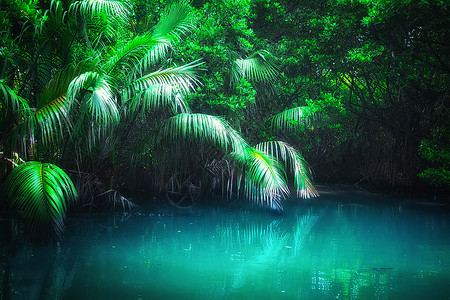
[4,161,77,234]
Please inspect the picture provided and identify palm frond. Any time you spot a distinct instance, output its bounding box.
[131,60,202,96]
[9,65,90,148]
[159,113,291,209]
[67,71,119,128]
[0,80,31,117]
[4,161,77,234]
[104,34,172,77]
[88,76,119,126]
[38,63,89,109]
[0,81,32,153]
[242,147,289,210]
[270,106,317,132]
[124,84,190,116]
[69,0,131,23]
[232,50,280,85]
[34,94,71,145]
[67,71,99,104]
[256,141,318,198]
[136,40,172,72]
[160,113,247,157]
[153,0,193,38]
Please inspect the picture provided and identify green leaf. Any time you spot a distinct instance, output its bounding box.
[131,60,202,95]
[67,71,119,129]
[270,106,317,132]
[4,161,77,234]
[232,50,280,85]
[160,113,247,157]
[70,0,131,22]
[256,141,318,198]
[242,147,289,210]
[0,80,31,117]
[153,0,193,38]
[104,34,172,77]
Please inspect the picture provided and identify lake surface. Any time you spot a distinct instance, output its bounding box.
[1,186,450,299]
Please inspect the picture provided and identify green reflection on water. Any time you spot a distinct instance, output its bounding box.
[2,188,450,299]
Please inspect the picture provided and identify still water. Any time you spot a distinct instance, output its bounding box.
[1,186,450,299]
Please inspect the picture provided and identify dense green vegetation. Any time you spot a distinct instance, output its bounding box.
[1,0,448,236]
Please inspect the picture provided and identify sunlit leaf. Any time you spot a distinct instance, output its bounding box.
[4,161,77,234]
[256,141,318,198]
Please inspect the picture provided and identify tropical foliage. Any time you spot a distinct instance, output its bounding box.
[0,0,318,236]
[3,0,447,237]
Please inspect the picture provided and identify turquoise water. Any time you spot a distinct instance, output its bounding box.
[1,187,450,299]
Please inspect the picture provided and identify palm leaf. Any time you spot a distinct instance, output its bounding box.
[104,33,172,77]
[270,106,317,132]
[241,147,289,210]
[0,81,33,155]
[87,76,119,126]
[256,141,318,198]
[4,161,77,234]
[159,113,291,209]
[232,50,280,85]
[34,94,71,145]
[124,84,190,116]
[153,0,193,38]
[124,60,202,115]
[69,0,131,23]
[67,71,119,128]
[131,60,202,96]
[34,65,92,144]
[0,80,31,117]
[160,113,248,157]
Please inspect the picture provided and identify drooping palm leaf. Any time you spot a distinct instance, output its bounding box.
[4,161,77,234]
[232,50,280,85]
[0,80,31,117]
[38,66,81,109]
[256,141,318,198]
[87,76,119,126]
[0,81,33,154]
[66,71,99,103]
[270,106,317,132]
[122,1,194,73]
[241,147,289,210]
[124,84,190,116]
[67,71,119,128]
[34,65,91,144]
[160,113,248,157]
[34,94,71,145]
[159,113,291,209]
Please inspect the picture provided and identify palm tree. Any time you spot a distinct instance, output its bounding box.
[1,0,318,236]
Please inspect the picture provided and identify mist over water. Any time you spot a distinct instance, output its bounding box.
[2,186,450,299]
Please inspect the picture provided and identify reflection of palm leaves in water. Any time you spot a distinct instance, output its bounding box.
[292,214,319,254]
[229,214,319,290]
[229,222,286,290]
